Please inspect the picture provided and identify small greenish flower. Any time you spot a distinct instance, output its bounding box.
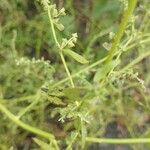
[59,8,66,16]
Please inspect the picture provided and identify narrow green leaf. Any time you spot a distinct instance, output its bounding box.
[47,96,66,106]
[55,23,64,31]
[64,49,89,64]
[63,87,86,101]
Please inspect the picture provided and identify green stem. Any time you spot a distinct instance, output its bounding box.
[47,6,74,87]
[59,51,75,87]
[48,8,60,47]
[86,137,150,144]
[116,51,150,74]
[11,30,18,59]
[0,102,54,140]
[5,95,36,104]
[106,0,138,62]
[17,98,39,119]
[126,37,150,51]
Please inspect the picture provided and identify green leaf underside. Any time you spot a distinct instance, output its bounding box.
[63,87,86,101]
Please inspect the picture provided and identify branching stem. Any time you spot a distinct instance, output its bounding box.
[106,0,138,62]
[47,6,74,87]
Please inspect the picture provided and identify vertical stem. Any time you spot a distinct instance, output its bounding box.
[59,51,75,87]
[47,7,75,87]
[106,0,138,62]
[11,30,18,59]
[48,8,60,47]
[35,31,42,58]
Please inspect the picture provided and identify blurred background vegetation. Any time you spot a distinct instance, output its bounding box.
[0,0,150,149]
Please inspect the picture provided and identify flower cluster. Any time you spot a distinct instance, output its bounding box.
[40,0,50,10]
[118,0,128,10]
[15,57,50,66]
[51,4,66,31]
[60,33,78,49]
[40,0,66,31]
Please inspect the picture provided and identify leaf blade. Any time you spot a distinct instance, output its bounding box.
[64,49,89,64]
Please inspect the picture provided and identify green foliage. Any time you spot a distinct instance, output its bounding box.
[0,57,54,99]
[0,0,150,149]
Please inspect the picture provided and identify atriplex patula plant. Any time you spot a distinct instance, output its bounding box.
[40,0,88,88]
[0,0,150,149]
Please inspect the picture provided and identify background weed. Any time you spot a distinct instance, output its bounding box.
[0,0,150,149]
